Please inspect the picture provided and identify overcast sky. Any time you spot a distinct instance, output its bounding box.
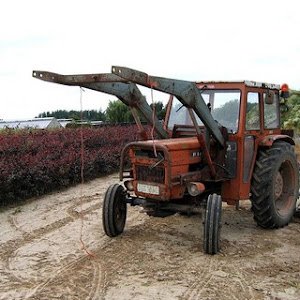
[1,0,299,120]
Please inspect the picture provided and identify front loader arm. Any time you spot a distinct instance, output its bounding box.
[111,66,225,147]
[32,71,169,139]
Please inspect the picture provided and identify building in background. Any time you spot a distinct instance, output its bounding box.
[57,119,75,128]
[0,117,62,130]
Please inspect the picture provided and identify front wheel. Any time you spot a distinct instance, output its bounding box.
[102,184,127,237]
[203,193,222,255]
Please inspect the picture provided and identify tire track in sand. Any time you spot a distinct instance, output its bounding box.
[26,213,149,299]
[179,256,219,300]
[26,255,107,300]
[1,197,103,298]
[2,195,101,258]
[22,233,111,300]
[227,260,256,300]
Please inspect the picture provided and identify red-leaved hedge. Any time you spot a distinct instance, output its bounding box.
[0,125,142,204]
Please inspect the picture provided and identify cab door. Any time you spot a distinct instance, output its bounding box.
[243,91,261,183]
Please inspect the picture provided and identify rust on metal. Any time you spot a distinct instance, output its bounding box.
[187,107,216,178]
[32,71,127,85]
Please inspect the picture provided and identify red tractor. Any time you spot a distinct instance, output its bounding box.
[33,67,299,254]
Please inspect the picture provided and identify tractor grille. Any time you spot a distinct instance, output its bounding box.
[135,165,165,184]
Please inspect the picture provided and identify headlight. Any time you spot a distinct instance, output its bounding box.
[187,182,205,196]
[124,180,134,191]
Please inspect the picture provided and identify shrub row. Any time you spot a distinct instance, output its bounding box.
[0,125,143,205]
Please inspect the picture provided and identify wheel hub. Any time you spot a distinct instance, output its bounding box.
[274,171,284,199]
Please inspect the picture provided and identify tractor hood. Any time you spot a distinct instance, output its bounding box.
[133,137,200,152]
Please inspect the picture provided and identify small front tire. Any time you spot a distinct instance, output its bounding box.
[203,193,222,255]
[102,184,127,237]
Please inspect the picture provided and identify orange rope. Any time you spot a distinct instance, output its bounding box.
[79,87,95,258]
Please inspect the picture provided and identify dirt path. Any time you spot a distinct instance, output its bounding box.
[0,174,299,300]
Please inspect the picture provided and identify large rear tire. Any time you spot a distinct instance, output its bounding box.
[102,184,127,237]
[251,142,299,228]
[203,193,222,255]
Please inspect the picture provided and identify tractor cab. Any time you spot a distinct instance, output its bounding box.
[165,81,285,137]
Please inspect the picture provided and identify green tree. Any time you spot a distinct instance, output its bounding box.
[150,101,167,120]
[105,100,134,123]
[105,100,167,123]
[281,89,300,133]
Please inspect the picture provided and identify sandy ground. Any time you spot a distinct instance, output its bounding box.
[0,173,299,300]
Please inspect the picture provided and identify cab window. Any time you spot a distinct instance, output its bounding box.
[263,92,280,129]
[167,90,240,133]
[246,92,260,130]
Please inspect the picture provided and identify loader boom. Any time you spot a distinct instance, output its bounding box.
[32,71,169,139]
[111,66,225,147]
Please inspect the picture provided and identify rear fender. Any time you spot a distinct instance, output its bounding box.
[257,135,295,147]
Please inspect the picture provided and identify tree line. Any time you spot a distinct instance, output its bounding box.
[37,101,166,123]
[37,109,106,121]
